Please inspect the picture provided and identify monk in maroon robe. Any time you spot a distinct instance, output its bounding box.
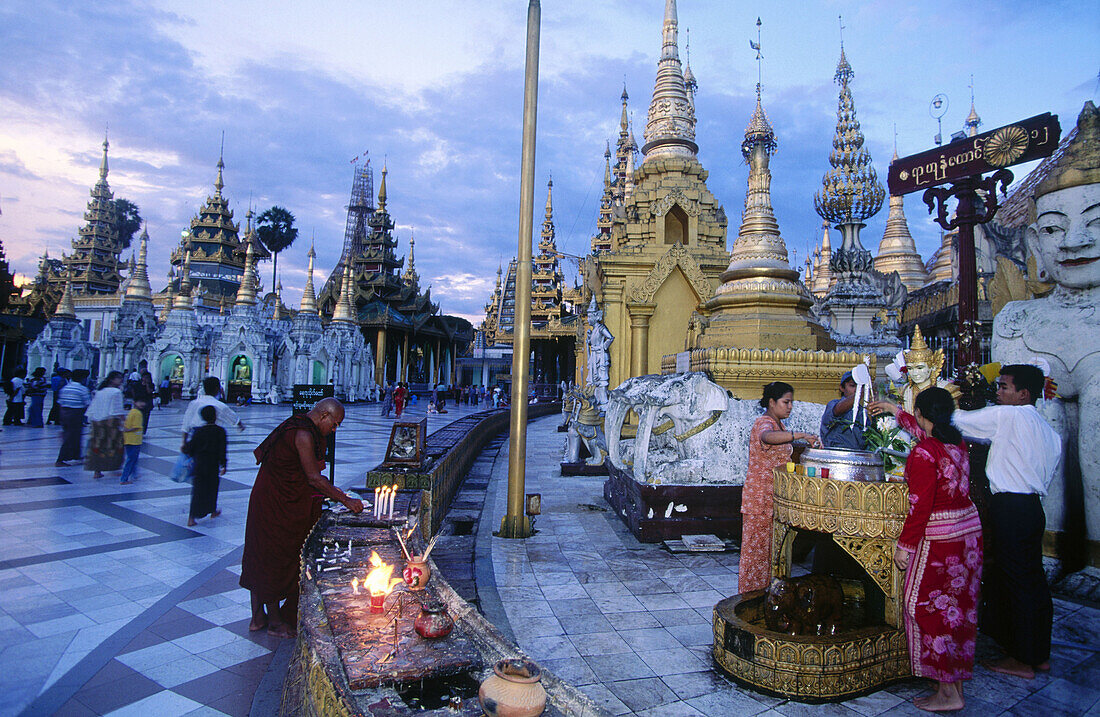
[240,398,363,637]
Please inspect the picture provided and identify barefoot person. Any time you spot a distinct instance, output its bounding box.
[739,381,820,593]
[184,405,226,526]
[952,364,1061,679]
[240,398,363,637]
[872,389,983,712]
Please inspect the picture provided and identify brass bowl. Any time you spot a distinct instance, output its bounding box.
[799,448,885,483]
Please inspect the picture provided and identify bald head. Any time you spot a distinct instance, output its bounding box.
[309,398,345,435]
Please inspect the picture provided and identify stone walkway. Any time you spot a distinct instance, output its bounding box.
[1,402,1098,716]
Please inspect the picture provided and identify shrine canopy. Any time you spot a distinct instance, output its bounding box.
[888,113,1060,195]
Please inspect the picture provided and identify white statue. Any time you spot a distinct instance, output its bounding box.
[266,385,280,405]
[562,386,605,466]
[994,101,1100,545]
[586,298,614,407]
[603,372,823,485]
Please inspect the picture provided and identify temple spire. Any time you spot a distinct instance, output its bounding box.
[724,17,788,275]
[331,262,356,323]
[124,225,153,302]
[214,132,225,196]
[965,76,981,137]
[235,240,257,306]
[173,250,194,310]
[813,30,884,263]
[641,0,698,162]
[55,269,77,318]
[99,130,110,182]
[402,233,420,289]
[377,163,388,213]
[300,239,318,313]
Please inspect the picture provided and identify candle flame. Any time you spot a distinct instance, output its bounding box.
[365,550,402,597]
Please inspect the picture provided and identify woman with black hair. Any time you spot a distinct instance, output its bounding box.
[871,388,982,712]
[84,371,127,480]
[740,381,820,593]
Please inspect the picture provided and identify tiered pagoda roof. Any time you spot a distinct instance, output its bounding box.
[319,163,472,343]
[170,150,267,300]
[58,135,123,295]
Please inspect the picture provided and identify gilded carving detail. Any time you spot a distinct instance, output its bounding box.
[651,190,701,218]
[627,244,712,304]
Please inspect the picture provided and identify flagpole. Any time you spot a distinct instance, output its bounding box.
[499,0,541,539]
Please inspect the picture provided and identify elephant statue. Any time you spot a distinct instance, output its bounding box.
[604,373,730,478]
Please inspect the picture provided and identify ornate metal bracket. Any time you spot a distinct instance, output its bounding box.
[921,168,1014,231]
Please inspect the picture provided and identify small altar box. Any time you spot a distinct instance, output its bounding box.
[382,418,427,468]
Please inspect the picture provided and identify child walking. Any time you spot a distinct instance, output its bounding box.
[120,398,146,485]
[184,405,227,526]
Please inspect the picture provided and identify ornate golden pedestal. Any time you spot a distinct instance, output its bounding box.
[713,470,911,702]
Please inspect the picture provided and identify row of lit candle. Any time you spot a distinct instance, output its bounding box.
[785,462,829,479]
[374,484,399,519]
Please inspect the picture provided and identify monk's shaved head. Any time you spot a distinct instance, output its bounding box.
[309,397,345,435]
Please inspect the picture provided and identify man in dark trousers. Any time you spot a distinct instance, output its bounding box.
[952,364,1062,679]
[240,398,363,637]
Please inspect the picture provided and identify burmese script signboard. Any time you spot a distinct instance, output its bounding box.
[888,113,1060,195]
[292,384,336,483]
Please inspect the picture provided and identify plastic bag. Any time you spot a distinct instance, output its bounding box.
[171,452,194,483]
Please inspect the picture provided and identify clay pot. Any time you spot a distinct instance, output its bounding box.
[403,556,430,591]
[478,658,546,717]
[414,599,454,639]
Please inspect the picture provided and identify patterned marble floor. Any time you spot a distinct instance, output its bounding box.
[1,400,1098,716]
[0,396,493,717]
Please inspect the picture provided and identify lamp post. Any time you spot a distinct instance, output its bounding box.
[499,0,541,539]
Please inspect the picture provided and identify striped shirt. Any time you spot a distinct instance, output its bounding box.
[57,381,92,409]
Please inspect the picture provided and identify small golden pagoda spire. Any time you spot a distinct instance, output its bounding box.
[641,0,697,162]
[377,163,388,213]
[173,250,193,310]
[402,233,420,288]
[98,130,110,182]
[965,77,981,138]
[300,239,318,313]
[214,133,225,197]
[56,269,77,318]
[331,262,356,323]
[125,225,153,302]
[876,140,929,291]
[235,240,257,306]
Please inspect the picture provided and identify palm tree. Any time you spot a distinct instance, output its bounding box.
[256,206,298,288]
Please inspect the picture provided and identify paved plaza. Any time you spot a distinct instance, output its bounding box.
[1,400,1098,716]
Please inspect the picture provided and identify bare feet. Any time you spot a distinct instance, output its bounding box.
[248,617,268,632]
[1036,661,1051,672]
[914,682,964,712]
[93,472,102,480]
[186,518,197,527]
[212,509,221,518]
[984,656,1036,679]
[267,622,296,638]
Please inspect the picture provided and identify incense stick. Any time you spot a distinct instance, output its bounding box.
[421,533,440,561]
[391,526,411,561]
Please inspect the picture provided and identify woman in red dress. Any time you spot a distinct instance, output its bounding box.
[740,382,820,593]
[393,382,408,418]
[872,388,982,712]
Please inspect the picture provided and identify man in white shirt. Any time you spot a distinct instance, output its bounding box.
[182,377,245,449]
[952,364,1061,680]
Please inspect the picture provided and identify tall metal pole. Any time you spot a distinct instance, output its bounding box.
[499,0,540,539]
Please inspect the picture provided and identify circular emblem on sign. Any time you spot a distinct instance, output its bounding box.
[899,170,909,181]
[984,125,1029,167]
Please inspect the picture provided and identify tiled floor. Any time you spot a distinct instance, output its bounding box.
[0,397,493,717]
[2,400,1099,716]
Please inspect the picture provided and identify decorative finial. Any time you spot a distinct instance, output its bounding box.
[215,134,225,195]
[743,18,776,158]
[642,0,698,161]
[965,75,981,136]
[99,128,110,180]
[235,240,257,306]
[378,163,388,211]
[300,234,318,313]
[56,269,77,318]
[750,17,763,99]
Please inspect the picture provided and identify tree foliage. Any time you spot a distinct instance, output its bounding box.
[256,206,298,288]
[112,198,143,250]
